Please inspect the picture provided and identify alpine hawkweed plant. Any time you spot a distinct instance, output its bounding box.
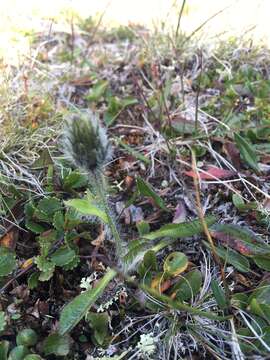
[62,110,124,261]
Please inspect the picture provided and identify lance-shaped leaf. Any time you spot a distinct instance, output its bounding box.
[203,241,250,273]
[144,216,216,241]
[136,176,167,211]
[234,133,259,173]
[65,198,108,223]
[59,268,116,335]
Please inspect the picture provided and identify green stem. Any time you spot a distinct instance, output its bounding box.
[91,171,124,260]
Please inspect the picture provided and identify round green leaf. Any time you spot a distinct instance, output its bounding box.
[51,246,76,267]
[8,345,29,360]
[163,252,188,277]
[43,333,70,357]
[16,329,38,347]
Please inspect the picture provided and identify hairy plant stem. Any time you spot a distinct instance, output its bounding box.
[90,171,124,263]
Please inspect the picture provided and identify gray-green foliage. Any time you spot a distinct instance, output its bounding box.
[62,110,112,173]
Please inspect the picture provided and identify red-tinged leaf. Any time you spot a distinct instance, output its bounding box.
[185,166,236,180]
[211,230,253,256]
[210,224,270,256]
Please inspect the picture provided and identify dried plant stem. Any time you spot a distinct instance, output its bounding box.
[191,149,231,304]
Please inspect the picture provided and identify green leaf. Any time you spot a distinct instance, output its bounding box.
[85,80,108,102]
[27,272,40,289]
[141,284,231,321]
[231,293,248,310]
[53,211,65,231]
[0,311,7,332]
[25,202,45,234]
[124,217,216,270]
[203,241,250,272]
[64,208,82,230]
[145,216,216,240]
[234,133,259,172]
[136,221,150,236]
[31,148,53,169]
[59,268,116,335]
[232,194,257,212]
[252,256,270,271]
[0,340,9,360]
[16,329,38,347]
[24,355,43,360]
[35,197,62,223]
[105,96,138,126]
[249,298,270,323]
[0,247,16,277]
[8,345,29,360]
[136,176,167,211]
[65,199,108,223]
[118,140,150,164]
[51,246,76,267]
[143,250,158,272]
[43,333,70,357]
[34,256,55,281]
[211,280,229,310]
[211,223,270,255]
[63,171,88,191]
[248,282,270,306]
[163,252,188,277]
[86,312,109,346]
[169,269,202,302]
[37,229,59,257]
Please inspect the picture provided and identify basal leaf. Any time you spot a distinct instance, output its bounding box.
[252,256,270,271]
[118,140,150,164]
[203,241,250,273]
[145,216,216,240]
[169,269,202,302]
[136,176,167,211]
[141,284,231,321]
[86,312,109,346]
[59,268,116,335]
[163,252,188,277]
[65,199,108,223]
[211,279,229,310]
[234,133,259,172]
[211,223,270,256]
[35,197,62,222]
[43,333,70,356]
[85,80,108,102]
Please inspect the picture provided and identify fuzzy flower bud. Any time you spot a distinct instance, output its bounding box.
[62,110,111,172]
